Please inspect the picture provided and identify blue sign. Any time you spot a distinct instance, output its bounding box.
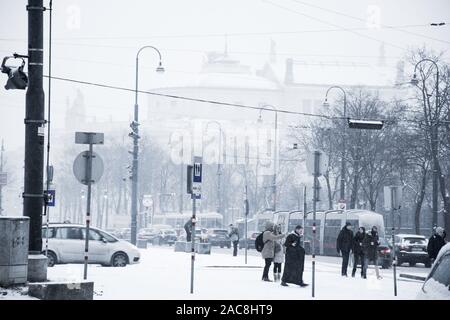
[193,156,202,183]
[47,189,55,207]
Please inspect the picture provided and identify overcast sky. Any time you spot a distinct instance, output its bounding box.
[1,0,449,151]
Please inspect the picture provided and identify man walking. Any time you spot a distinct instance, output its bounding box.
[281,225,308,287]
[229,224,240,256]
[427,226,446,262]
[336,222,354,276]
[352,227,366,278]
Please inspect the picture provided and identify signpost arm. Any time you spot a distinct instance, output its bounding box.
[83,141,93,280]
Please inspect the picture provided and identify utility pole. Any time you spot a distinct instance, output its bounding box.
[312,151,321,298]
[0,139,5,215]
[24,0,45,254]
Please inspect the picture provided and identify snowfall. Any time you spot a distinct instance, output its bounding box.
[1,246,429,300]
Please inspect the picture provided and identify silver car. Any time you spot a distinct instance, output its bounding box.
[42,223,141,267]
[417,243,450,299]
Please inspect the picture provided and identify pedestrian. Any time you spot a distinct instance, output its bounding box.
[351,227,366,278]
[281,225,308,287]
[273,224,285,282]
[336,222,354,276]
[362,226,382,279]
[261,221,285,282]
[184,219,192,242]
[228,224,240,256]
[427,226,446,262]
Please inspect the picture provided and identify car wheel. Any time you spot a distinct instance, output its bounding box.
[397,259,402,266]
[227,245,231,249]
[424,261,431,268]
[45,251,57,267]
[409,262,416,267]
[112,252,128,267]
[220,245,224,248]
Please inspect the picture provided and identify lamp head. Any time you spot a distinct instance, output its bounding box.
[156,61,165,73]
[322,99,330,108]
[410,74,419,86]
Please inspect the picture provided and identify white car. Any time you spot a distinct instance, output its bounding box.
[42,223,141,267]
[417,243,450,299]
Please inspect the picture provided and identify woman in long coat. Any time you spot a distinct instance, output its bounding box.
[281,225,308,287]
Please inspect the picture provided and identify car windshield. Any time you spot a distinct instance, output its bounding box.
[214,230,228,235]
[404,238,426,245]
[379,238,390,247]
[163,230,176,235]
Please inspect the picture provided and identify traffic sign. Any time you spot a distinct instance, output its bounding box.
[73,151,104,185]
[47,189,55,207]
[142,195,153,207]
[193,156,202,183]
[306,150,328,176]
[75,132,104,145]
[337,200,346,210]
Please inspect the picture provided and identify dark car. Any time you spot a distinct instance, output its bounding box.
[394,234,432,267]
[208,229,231,248]
[239,232,259,250]
[157,229,178,245]
[377,237,393,269]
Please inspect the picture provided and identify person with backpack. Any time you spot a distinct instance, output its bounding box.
[228,224,240,256]
[336,222,354,276]
[259,221,285,282]
[281,225,308,287]
[273,224,285,282]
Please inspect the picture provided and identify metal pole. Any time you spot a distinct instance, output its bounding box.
[131,53,140,246]
[83,142,93,280]
[391,187,397,296]
[302,185,307,248]
[341,93,346,202]
[312,151,320,298]
[24,0,45,254]
[432,69,439,228]
[273,111,278,211]
[190,196,196,294]
[180,136,184,214]
[0,139,4,215]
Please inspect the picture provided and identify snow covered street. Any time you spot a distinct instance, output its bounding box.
[46,246,428,300]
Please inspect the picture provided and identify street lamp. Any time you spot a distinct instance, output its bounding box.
[130,46,164,245]
[202,120,225,216]
[257,105,278,211]
[410,58,440,228]
[323,86,347,205]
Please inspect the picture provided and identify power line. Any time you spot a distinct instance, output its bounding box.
[288,0,450,45]
[262,0,407,51]
[41,74,450,125]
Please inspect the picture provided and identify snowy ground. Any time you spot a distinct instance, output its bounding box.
[43,245,428,300]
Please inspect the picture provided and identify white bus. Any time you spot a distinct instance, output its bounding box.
[152,212,224,232]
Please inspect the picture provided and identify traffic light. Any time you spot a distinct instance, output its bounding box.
[1,56,28,90]
[348,118,384,130]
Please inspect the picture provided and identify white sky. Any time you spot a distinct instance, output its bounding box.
[0,0,449,151]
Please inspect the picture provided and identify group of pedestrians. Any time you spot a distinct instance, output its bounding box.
[337,222,382,279]
[260,221,308,287]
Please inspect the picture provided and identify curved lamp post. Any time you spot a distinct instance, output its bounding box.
[323,86,347,205]
[130,46,164,245]
[257,105,278,211]
[411,59,440,228]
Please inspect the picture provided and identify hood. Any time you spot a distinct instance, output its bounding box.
[265,221,275,231]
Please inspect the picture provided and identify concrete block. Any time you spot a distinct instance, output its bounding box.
[28,281,94,300]
[195,243,211,254]
[27,254,47,283]
[174,241,190,252]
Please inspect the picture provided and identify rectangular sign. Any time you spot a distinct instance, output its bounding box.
[75,132,104,145]
[193,156,202,183]
[47,189,55,207]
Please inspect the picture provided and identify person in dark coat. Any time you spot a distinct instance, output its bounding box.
[336,222,354,276]
[427,226,446,261]
[362,226,381,279]
[228,224,240,256]
[184,219,192,242]
[281,225,308,287]
[351,227,366,277]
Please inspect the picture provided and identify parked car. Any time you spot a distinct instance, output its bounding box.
[138,228,160,243]
[239,231,259,250]
[208,229,231,248]
[158,229,178,245]
[195,228,209,243]
[377,237,393,269]
[42,223,140,267]
[117,228,131,240]
[417,243,450,299]
[394,234,432,267]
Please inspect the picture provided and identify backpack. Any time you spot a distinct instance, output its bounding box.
[255,232,266,252]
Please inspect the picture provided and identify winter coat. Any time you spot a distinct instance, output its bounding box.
[353,231,365,256]
[229,227,239,242]
[261,230,285,259]
[362,230,379,261]
[273,238,285,263]
[337,227,354,253]
[427,234,446,260]
[281,232,305,285]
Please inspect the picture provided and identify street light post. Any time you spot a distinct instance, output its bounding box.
[202,121,224,216]
[411,59,439,228]
[130,46,164,245]
[258,105,278,211]
[323,86,347,205]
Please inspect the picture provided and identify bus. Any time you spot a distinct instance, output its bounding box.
[272,209,385,256]
[151,212,224,234]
